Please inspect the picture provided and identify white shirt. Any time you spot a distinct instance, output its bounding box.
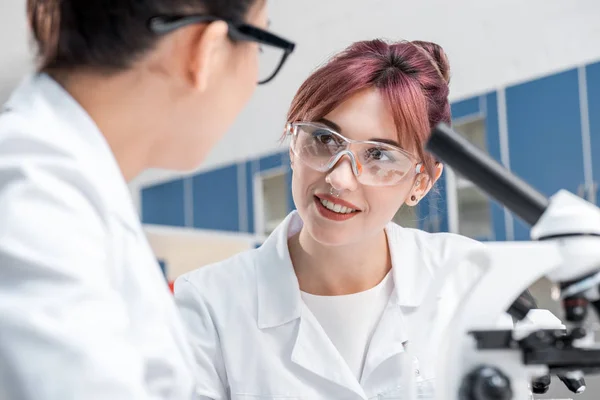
[0,74,197,400]
[175,211,485,399]
[301,272,394,380]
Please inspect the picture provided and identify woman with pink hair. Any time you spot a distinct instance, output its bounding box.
[175,39,479,399]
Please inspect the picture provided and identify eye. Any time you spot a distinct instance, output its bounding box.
[367,147,395,162]
[313,129,336,144]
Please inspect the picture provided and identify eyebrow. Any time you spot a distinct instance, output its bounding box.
[317,118,341,132]
[317,118,401,148]
[372,138,401,147]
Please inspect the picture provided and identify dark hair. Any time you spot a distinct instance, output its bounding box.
[27,0,260,72]
[287,39,451,180]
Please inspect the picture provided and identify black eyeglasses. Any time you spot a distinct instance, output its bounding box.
[148,15,296,85]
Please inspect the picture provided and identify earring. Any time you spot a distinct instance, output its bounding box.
[411,195,417,201]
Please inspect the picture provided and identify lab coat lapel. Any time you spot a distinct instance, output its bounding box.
[361,223,432,383]
[255,213,303,329]
[291,305,367,398]
[255,212,366,398]
[360,300,408,384]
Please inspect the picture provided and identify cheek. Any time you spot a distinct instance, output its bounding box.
[291,165,323,204]
[216,48,258,123]
[236,45,259,91]
[366,185,413,217]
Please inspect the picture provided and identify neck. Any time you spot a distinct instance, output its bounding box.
[51,69,165,182]
[289,227,391,296]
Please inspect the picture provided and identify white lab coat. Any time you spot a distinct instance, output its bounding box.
[0,74,197,399]
[175,211,485,400]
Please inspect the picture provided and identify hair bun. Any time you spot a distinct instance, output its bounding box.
[411,40,450,84]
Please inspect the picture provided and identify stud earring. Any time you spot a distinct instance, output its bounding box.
[411,195,417,201]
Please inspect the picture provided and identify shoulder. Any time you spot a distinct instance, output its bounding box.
[0,109,108,222]
[0,134,107,222]
[387,222,482,272]
[404,226,481,252]
[0,125,114,286]
[175,212,298,307]
[174,248,260,314]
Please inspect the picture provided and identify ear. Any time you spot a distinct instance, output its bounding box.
[188,20,230,92]
[405,163,444,206]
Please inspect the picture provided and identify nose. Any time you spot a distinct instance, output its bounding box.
[326,155,359,193]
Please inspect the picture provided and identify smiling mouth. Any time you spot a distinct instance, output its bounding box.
[318,197,357,214]
[313,195,361,221]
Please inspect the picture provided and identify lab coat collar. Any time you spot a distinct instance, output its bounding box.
[387,221,433,308]
[255,211,430,329]
[255,212,427,395]
[4,73,141,230]
[255,212,304,329]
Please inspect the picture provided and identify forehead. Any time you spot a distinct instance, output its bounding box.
[322,87,400,145]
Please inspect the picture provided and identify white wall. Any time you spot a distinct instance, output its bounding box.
[0,0,32,105]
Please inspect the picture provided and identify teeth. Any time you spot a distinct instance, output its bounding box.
[319,198,356,214]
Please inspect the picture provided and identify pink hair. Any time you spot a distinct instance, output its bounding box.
[287,39,451,179]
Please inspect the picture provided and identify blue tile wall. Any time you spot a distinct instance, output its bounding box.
[451,96,481,120]
[436,172,449,233]
[506,68,584,240]
[259,152,284,172]
[484,92,506,241]
[586,61,600,205]
[141,178,186,227]
[192,165,239,231]
[245,160,256,233]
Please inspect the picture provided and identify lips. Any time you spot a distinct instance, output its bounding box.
[313,194,362,222]
[315,194,361,211]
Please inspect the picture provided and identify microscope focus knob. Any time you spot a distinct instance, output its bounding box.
[460,366,514,400]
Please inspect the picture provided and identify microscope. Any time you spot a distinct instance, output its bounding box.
[401,123,600,400]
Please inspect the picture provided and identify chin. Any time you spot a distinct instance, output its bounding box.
[161,148,210,172]
[161,160,200,173]
[302,211,363,248]
[308,228,356,247]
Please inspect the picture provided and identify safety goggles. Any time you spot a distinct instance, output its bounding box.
[287,121,423,187]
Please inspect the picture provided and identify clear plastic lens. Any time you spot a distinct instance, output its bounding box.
[258,45,285,83]
[290,123,416,186]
